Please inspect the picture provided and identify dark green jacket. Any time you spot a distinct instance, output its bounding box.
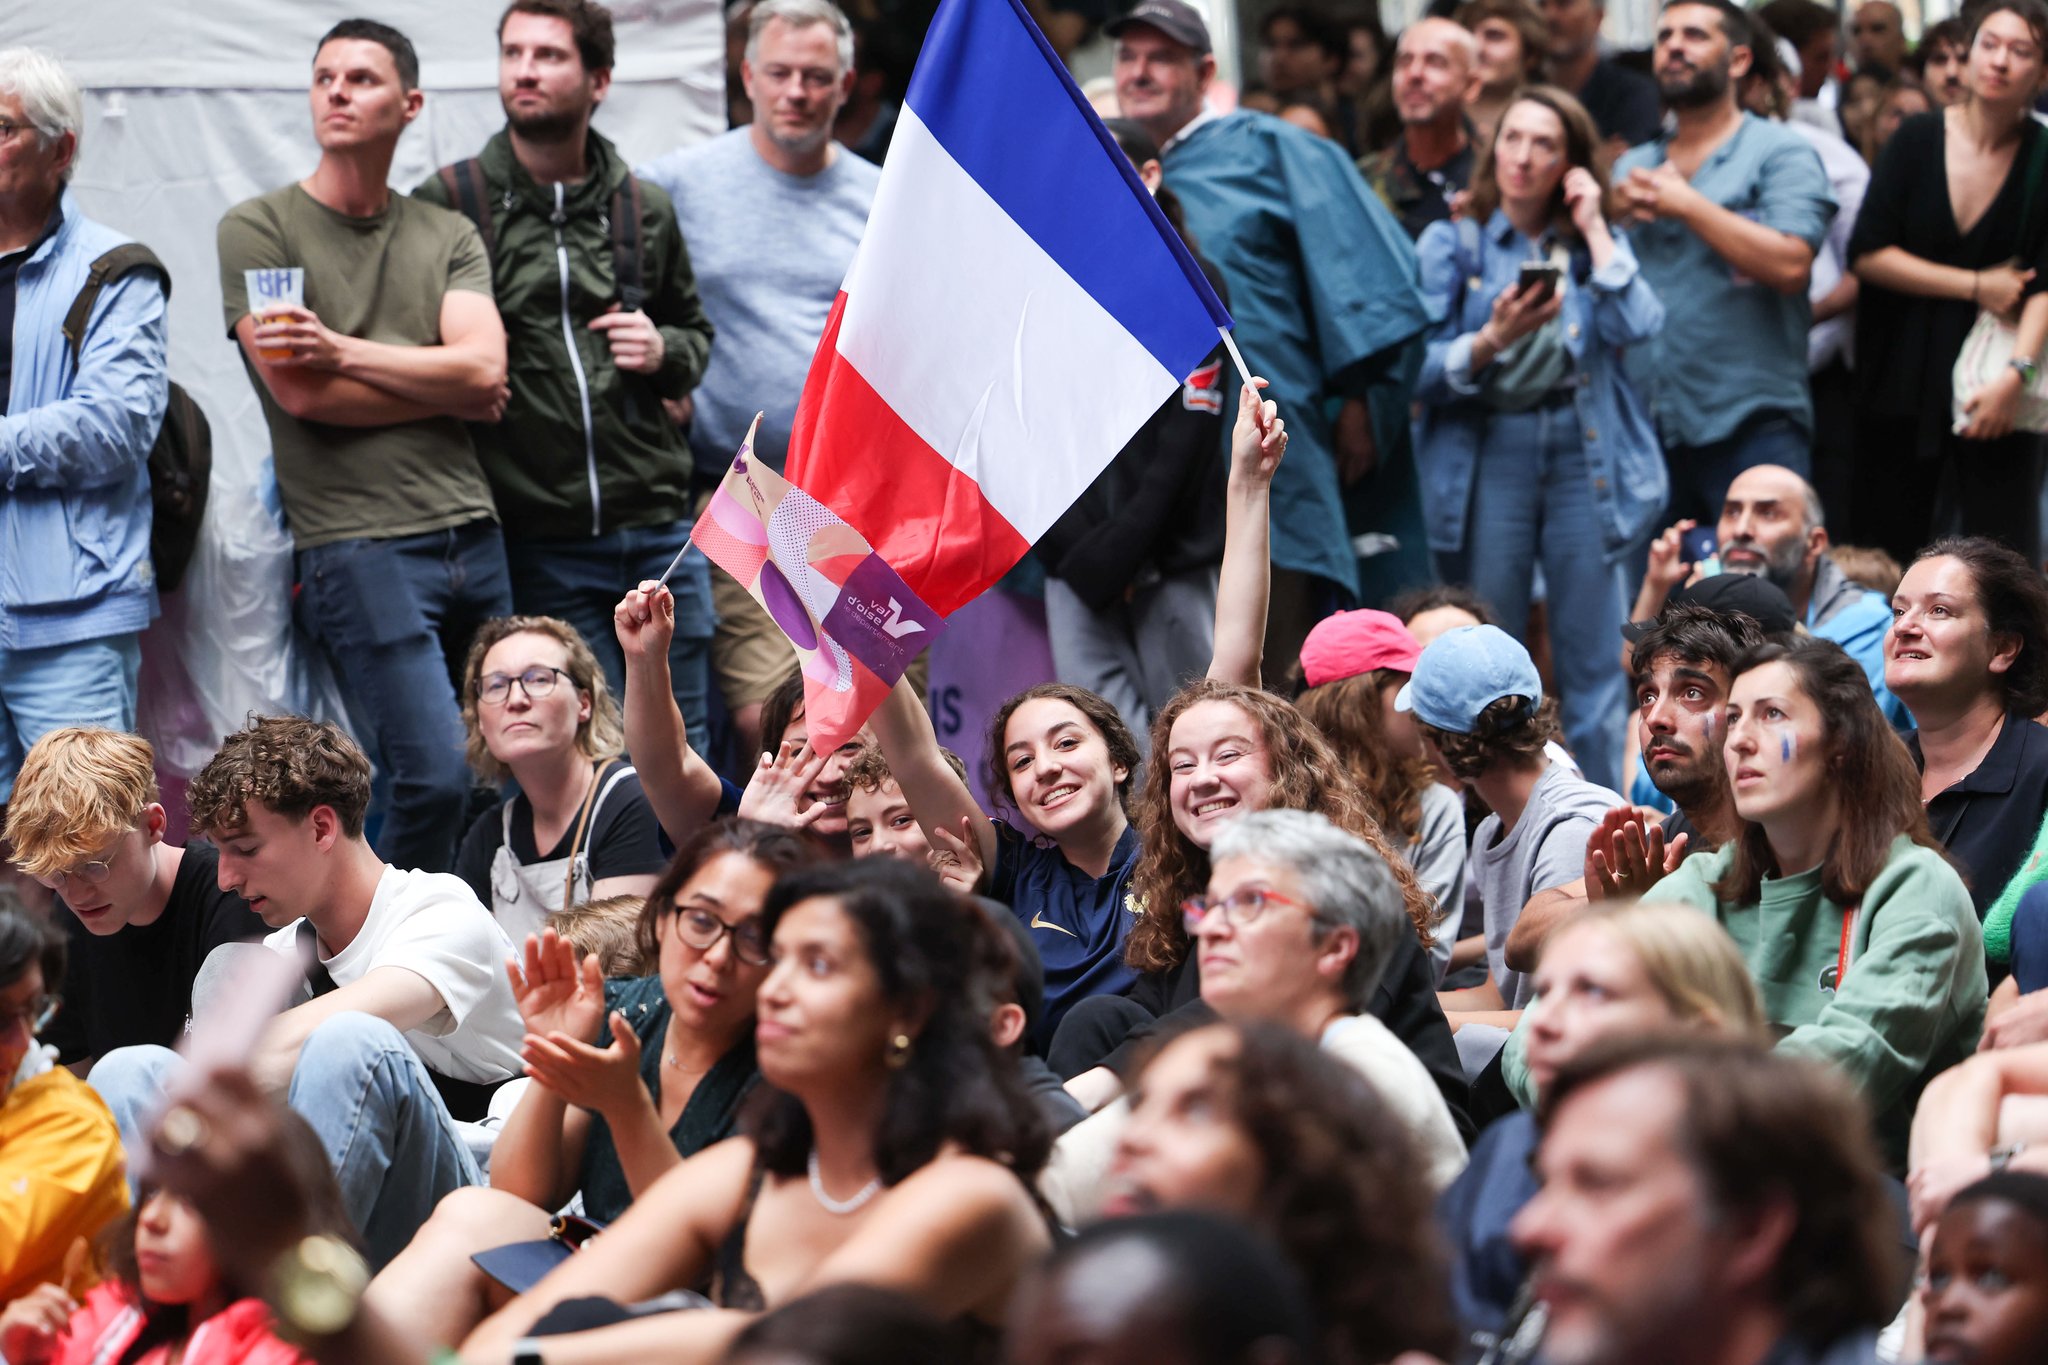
[415,128,713,539]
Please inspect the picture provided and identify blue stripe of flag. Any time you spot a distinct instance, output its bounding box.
[903,0,1232,379]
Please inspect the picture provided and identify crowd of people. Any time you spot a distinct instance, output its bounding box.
[12,0,2048,1362]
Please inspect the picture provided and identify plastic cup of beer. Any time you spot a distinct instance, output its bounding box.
[245,268,304,361]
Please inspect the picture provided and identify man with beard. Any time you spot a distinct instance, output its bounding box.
[1613,1,1835,537]
[1504,601,1758,974]
[639,0,879,761]
[1629,464,1904,723]
[1539,0,1663,157]
[416,0,719,741]
[1360,18,1481,239]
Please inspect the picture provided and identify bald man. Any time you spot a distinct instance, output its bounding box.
[1632,463,1906,722]
[1359,18,1482,238]
[1851,1,1908,73]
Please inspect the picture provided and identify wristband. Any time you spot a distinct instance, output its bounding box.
[2011,356,2040,387]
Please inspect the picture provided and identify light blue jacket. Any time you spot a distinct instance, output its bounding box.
[1,191,166,650]
[1413,212,1666,560]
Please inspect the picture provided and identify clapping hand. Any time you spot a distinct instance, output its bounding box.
[506,929,606,1045]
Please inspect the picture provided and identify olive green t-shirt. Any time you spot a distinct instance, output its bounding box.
[218,183,499,549]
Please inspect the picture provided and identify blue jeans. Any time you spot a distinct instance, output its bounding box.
[1435,402,1629,793]
[295,522,512,874]
[505,518,713,744]
[89,1013,482,1270]
[0,632,141,802]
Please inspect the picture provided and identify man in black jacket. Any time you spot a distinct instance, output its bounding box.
[416,0,718,738]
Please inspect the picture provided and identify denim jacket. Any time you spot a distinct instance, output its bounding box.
[1413,211,1665,560]
[1,190,166,650]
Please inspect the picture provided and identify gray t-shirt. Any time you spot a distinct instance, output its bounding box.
[1470,763,1621,1008]
[638,130,880,474]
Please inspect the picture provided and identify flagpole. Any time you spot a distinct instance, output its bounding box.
[1217,326,1257,394]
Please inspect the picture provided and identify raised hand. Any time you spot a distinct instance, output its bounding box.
[929,815,986,895]
[737,737,832,830]
[615,580,677,663]
[506,929,607,1045]
[1229,376,1288,489]
[522,1010,647,1119]
[0,1284,77,1365]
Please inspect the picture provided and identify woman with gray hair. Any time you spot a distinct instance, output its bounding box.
[1040,810,1467,1224]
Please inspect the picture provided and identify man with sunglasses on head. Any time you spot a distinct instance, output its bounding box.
[0,907,128,1305]
[4,727,265,1072]
[89,715,524,1270]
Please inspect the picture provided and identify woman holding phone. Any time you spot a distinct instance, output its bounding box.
[1412,86,1665,793]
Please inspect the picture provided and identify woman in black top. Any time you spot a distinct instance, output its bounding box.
[1850,0,2048,564]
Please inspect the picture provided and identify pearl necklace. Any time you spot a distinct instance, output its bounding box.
[807,1150,881,1215]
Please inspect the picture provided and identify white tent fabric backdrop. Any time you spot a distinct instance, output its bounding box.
[13,1,724,775]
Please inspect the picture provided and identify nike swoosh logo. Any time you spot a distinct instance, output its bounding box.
[1030,913,1078,938]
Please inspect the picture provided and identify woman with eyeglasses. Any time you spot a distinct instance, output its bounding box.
[365,821,821,1346]
[455,615,672,943]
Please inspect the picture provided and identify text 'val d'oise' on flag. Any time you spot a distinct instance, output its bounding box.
[692,0,1233,750]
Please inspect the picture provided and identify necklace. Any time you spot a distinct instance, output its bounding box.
[807,1150,881,1215]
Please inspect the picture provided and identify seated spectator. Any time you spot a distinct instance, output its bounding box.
[544,893,650,977]
[1095,1024,1457,1365]
[1042,811,1468,1221]
[1506,602,1764,974]
[1633,465,1906,722]
[459,858,1053,1361]
[841,745,981,893]
[1919,1172,2048,1365]
[1390,581,1496,645]
[364,821,817,1345]
[0,910,127,1304]
[1513,1037,1902,1365]
[1887,539,2048,935]
[0,49,167,809]
[1410,626,1621,1024]
[1831,543,1905,599]
[0,1109,348,1365]
[88,717,526,1268]
[1636,639,1987,1162]
[1008,1211,1322,1365]
[1294,609,1469,976]
[1440,900,1767,1345]
[724,1285,957,1365]
[454,616,669,943]
[4,727,265,1069]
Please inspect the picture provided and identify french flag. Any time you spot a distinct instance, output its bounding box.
[786,0,1234,619]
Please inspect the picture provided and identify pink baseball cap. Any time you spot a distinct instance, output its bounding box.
[1299,610,1424,688]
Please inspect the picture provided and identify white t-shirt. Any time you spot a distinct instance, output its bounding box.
[263,866,523,1084]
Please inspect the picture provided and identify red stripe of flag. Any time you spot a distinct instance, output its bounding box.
[786,293,1032,618]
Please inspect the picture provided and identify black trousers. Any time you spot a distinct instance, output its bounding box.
[1849,416,2044,567]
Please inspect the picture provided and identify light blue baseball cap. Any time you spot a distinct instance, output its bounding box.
[1393,625,1543,734]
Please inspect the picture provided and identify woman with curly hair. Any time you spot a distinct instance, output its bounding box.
[1102,1020,1458,1365]
[1050,681,1468,1137]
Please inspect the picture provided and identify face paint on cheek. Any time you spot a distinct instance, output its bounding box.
[1781,732,1795,763]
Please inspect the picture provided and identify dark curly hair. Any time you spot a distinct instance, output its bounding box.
[1127,679,1436,977]
[188,715,372,838]
[747,858,1051,1188]
[1715,640,1947,906]
[635,818,827,964]
[1911,536,2048,716]
[982,683,1141,822]
[1418,694,1562,782]
[1161,1022,1459,1365]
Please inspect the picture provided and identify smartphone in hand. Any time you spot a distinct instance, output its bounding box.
[1519,261,1563,304]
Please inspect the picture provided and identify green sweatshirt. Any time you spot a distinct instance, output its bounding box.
[1505,834,1986,1165]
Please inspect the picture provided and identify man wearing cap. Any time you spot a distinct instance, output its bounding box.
[1631,463,1904,722]
[1112,0,1433,667]
[1401,626,1621,1037]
